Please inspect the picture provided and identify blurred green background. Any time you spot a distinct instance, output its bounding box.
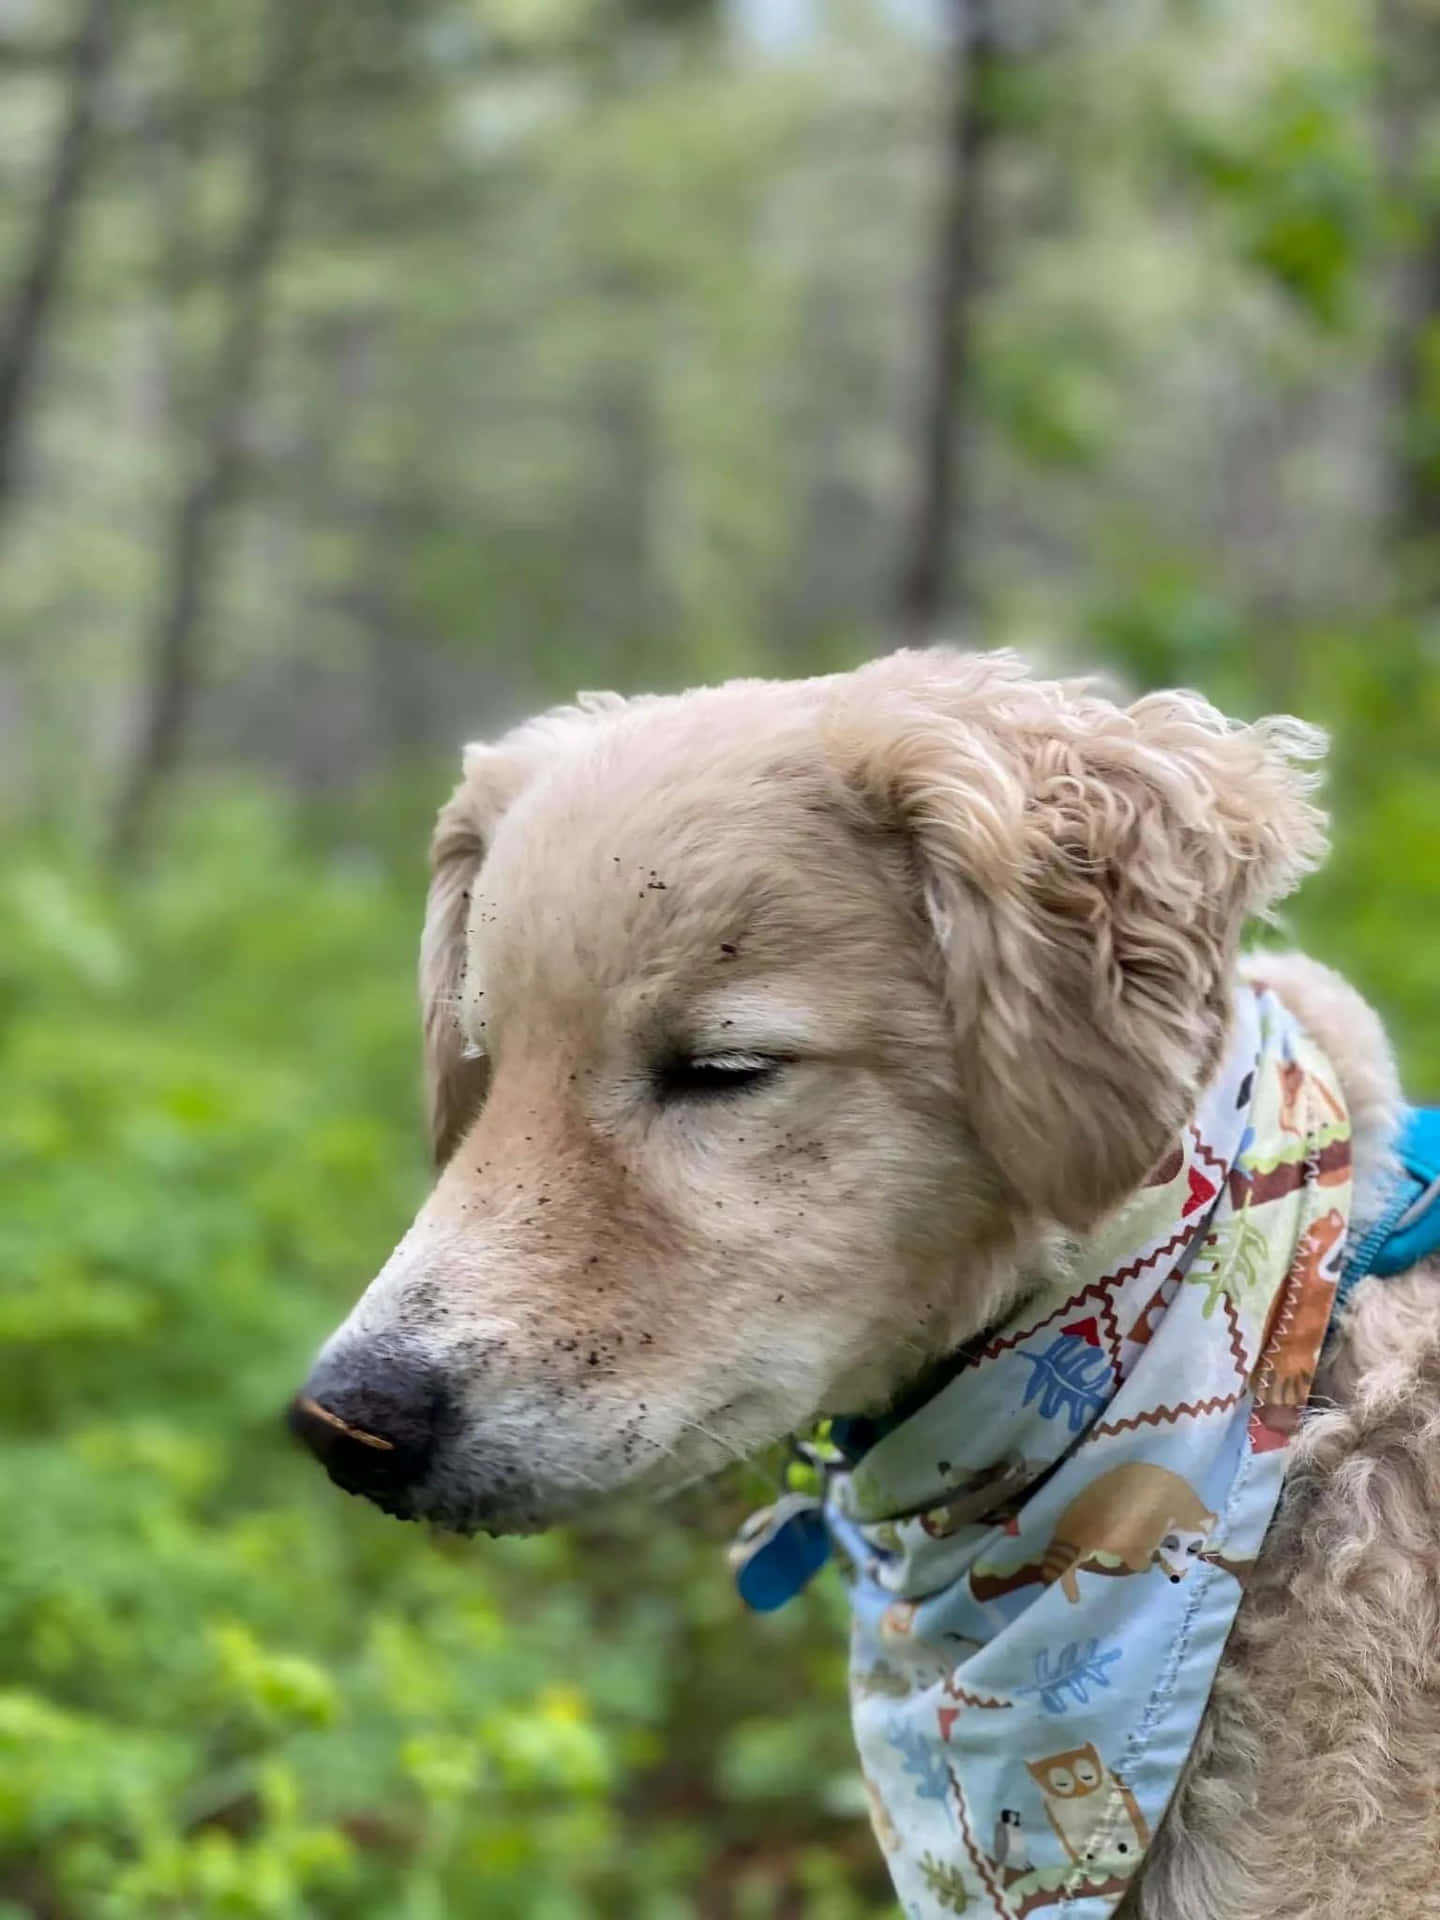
[2,0,1439,1915]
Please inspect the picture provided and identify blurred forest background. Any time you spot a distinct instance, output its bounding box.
[2,0,1439,1915]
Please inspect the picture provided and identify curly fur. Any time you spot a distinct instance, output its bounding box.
[827,651,1327,1226]
[1127,1261,1440,1920]
[307,647,1432,1917]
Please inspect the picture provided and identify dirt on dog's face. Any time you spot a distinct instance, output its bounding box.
[292,651,1326,1533]
[300,691,1001,1532]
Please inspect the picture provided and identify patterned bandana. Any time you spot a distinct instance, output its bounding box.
[825,984,1353,1919]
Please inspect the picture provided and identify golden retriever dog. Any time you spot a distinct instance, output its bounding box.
[291,649,1439,1920]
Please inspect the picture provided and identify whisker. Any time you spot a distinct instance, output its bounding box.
[673,1413,752,1468]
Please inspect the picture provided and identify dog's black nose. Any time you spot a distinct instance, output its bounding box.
[288,1349,445,1513]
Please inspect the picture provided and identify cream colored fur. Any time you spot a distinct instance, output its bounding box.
[318,648,1438,1919]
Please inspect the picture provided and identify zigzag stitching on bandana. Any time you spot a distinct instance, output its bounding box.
[1192,1127,1229,1178]
[1251,1278,1303,1410]
[1092,1285,1124,1374]
[1247,1193,1347,1413]
[947,1763,1010,1919]
[1220,1292,1250,1379]
[941,1678,1014,1710]
[973,1170,1235,1369]
[1102,1221,1200,1292]
[975,1278,1125,1368]
[980,1108,1252,1382]
[1087,1389,1245,1441]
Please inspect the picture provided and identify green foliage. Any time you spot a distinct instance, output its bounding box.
[0,800,895,1918]
[1177,61,1378,329]
[3,0,1440,1911]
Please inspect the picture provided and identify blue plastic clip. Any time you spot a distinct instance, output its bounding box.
[729,1492,832,1612]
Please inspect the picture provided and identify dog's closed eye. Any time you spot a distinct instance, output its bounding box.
[655,1052,785,1102]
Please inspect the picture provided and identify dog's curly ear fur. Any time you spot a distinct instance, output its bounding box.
[829,650,1328,1230]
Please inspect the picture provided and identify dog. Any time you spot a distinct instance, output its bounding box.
[291,649,1440,1920]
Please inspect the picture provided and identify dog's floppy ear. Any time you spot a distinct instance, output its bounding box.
[421,750,517,1167]
[420,691,635,1166]
[830,650,1327,1229]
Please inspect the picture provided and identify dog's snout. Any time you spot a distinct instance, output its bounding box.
[288,1349,446,1514]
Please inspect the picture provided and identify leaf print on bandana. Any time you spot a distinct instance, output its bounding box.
[916,1852,970,1911]
[1015,1319,1113,1432]
[1012,1638,1124,1715]
[1185,1210,1272,1318]
[887,1717,954,1812]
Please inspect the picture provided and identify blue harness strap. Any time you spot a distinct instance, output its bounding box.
[1334,1107,1440,1315]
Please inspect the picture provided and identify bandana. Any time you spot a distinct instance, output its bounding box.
[822,984,1353,1919]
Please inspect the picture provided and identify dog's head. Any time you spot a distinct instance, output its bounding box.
[291,649,1325,1532]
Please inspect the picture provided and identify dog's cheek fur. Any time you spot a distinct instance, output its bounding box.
[359,1016,1009,1515]
[826,651,1329,1230]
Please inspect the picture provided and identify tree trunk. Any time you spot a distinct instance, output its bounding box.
[1383,209,1440,557]
[109,0,320,865]
[0,0,117,533]
[893,0,999,640]
[1377,0,1440,572]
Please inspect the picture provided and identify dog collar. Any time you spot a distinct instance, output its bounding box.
[734,984,1356,1919]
